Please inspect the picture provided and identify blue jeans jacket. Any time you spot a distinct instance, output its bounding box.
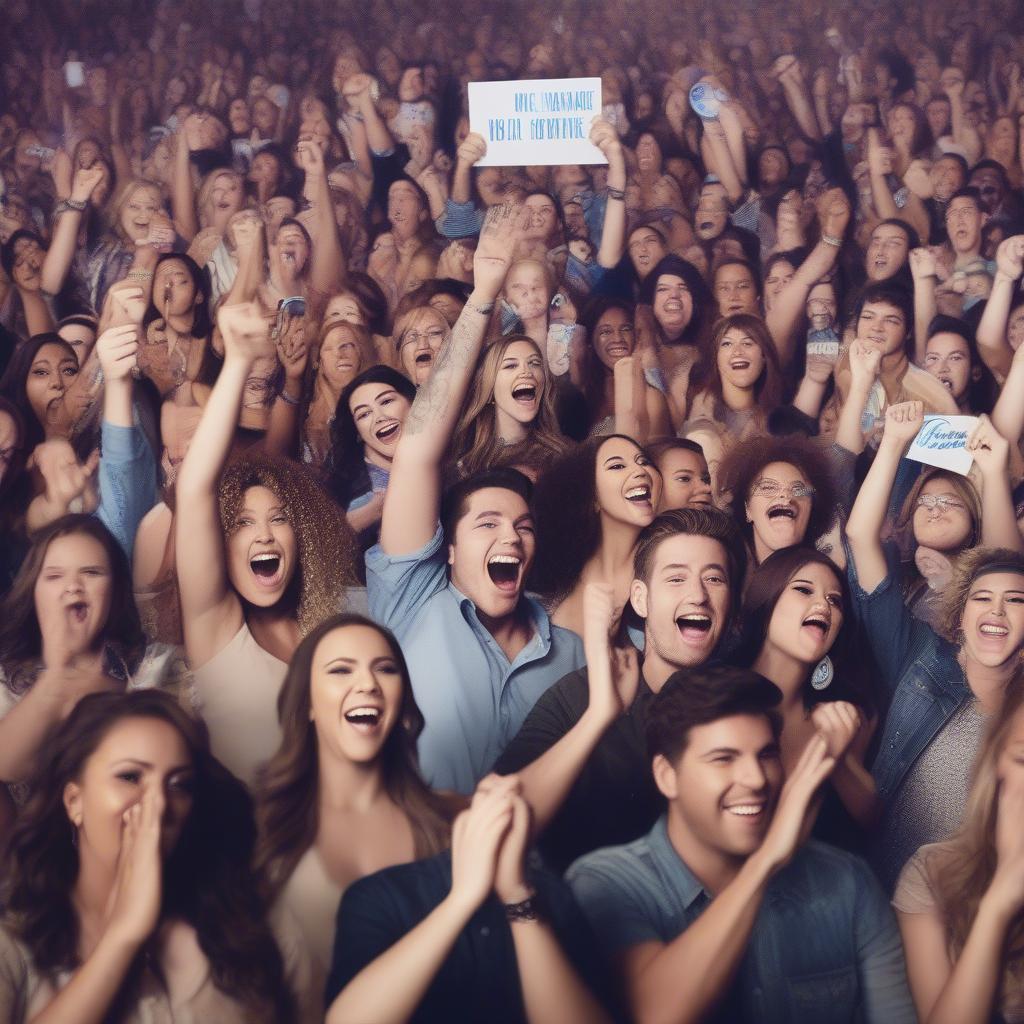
[848,562,969,800]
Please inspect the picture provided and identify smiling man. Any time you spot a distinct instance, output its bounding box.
[567,667,916,1024]
[495,508,744,870]
[366,203,584,793]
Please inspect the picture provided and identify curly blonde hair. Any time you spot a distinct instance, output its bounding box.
[217,453,359,634]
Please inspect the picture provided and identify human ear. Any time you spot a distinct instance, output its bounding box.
[448,543,456,568]
[630,578,648,618]
[63,781,83,828]
[652,754,679,800]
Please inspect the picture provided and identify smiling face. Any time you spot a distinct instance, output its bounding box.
[27,342,79,428]
[632,533,731,676]
[319,324,363,390]
[912,476,974,552]
[493,340,544,427]
[593,306,635,369]
[959,572,1024,669]
[0,409,18,485]
[656,448,713,511]
[745,462,814,562]
[34,532,113,652]
[225,485,298,607]
[635,133,662,173]
[657,714,782,861]
[865,223,910,281]
[924,331,973,403]
[504,262,551,322]
[595,436,659,529]
[309,624,404,766]
[652,273,693,337]
[627,227,666,279]
[764,562,844,667]
[350,381,411,466]
[717,327,765,392]
[397,307,448,385]
[855,300,908,357]
[120,185,163,243]
[448,486,535,620]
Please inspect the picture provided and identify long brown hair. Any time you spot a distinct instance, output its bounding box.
[448,335,569,480]
[701,313,783,415]
[254,613,457,892]
[929,677,1024,999]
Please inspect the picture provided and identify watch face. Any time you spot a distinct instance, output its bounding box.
[689,82,727,120]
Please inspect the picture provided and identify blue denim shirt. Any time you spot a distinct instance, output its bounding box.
[847,560,969,801]
[97,418,157,560]
[567,816,916,1024]
[366,525,586,793]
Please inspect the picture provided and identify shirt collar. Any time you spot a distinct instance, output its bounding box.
[447,582,552,648]
[648,814,709,910]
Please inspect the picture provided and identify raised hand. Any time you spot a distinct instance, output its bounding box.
[881,400,924,447]
[448,777,517,913]
[817,187,851,240]
[804,351,837,385]
[966,414,1010,477]
[31,439,101,515]
[909,247,938,283]
[492,790,534,904]
[848,340,882,388]
[218,302,273,364]
[995,236,1024,280]
[103,784,165,948]
[276,314,309,382]
[582,582,639,718]
[589,116,623,165]
[456,132,488,169]
[903,159,933,200]
[473,203,530,300]
[755,733,835,873]
[230,210,264,257]
[810,701,862,761]
[105,280,147,326]
[71,165,105,204]
[96,323,140,381]
[294,138,325,177]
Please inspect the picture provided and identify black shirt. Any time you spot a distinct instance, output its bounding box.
[325,849,616,1023]
[493,667,663,874]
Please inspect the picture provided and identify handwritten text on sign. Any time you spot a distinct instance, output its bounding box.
[907,414,979,476]
[468,78,607,167]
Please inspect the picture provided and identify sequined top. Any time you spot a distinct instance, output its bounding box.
[872,698,989,892]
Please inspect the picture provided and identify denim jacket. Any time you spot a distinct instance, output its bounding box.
[848,562,969,801]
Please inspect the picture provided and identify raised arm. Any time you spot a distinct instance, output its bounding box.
[379,203,526,555]
[451,133,486,205]
[976,236,1024,381]
[174,303,274,667]
[261,313,308,459]
[968,416,1024,553]
[846,401,924,592]
[834,341,882,454]
[42,166,105,295]
[614,737,834,1024]
[343,73,395,156]
[171,117,201,244]
[295,138,344,294]
[992,339,1024,444]
[773,56,822,140]
[590,119,627,269]
[909,248,939,367]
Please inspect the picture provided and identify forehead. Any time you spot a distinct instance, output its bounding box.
[350,382,397,407]
[324,323,357,345]
[684,714,775,757]
[389,182,420,203]
[757,460,806,483]
[43,531,109,565]
[90,716,190,766]
[716,263,753,283]
[525,194,555,210]
[969,571,1024,594]
[765,261,795,277]
[599,435,643,461]
[35,342,75,363]
[459,486,530,522]
[156,258,189,276]
[948,197,979,215]
[786,560,840,590]
[655,273,689,290]
[926,330,969,353]
[921,475,961,495]
[402,306,446,330]
[241,483,283,510]
[659,447,707,474]
[650,532,728,573]
[860,301,904,320]
[721,327,756,344]
[630,227,664,246]
[313,622,393,662]
[871,224,907,244]
[507,263,545,286]
[502,339,539,359]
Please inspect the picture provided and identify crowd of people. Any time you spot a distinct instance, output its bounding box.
[4,0,1024,1019]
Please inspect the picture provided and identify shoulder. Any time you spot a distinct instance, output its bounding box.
[566,832,660,897]
[892,842,948,915]
[787,840,887,899]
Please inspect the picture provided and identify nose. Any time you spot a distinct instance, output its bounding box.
[354,667,383,694]
[735,754,769,792]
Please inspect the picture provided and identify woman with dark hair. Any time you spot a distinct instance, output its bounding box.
[328,364,416,542]
[448,334,569,479]
[686,313,783,451]
[0,515,183,801]
[175,303,359,786]
[895,679,1024,1023]
[532,434,660,637]
[0,689,307,1022]
[256,613,459,1014]
[717,432,839,566]
[575,295,670,440]
[0,333,81,450]
[733,546,879,844]
[137,252,217,399]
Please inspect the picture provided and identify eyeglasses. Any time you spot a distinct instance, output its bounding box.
[751,479,815,501]
[916,494,966,513]
[399,327,447,349]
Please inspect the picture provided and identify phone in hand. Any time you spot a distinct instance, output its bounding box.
[64,61,85,88]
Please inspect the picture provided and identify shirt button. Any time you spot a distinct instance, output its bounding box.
[480,926,490,937]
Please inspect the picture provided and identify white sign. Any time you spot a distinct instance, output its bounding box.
[906,414,979,476]
[468,78,607,167]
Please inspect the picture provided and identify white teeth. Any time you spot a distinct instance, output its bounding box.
[980,624,1009,636]
[626,486,650,500]
[251,553,278,562]
[344,707,381,724]
[488,554,521,565]
[726,805,763,816]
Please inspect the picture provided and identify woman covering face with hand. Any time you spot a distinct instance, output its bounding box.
[0,689,309,1023]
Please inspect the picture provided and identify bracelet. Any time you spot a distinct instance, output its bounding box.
[126,269,154,282]
[278,388,301,406]
[606,186,626,202]
[821,234,843,248]
[504,890,542,923]
[55,197,88,217]
[468,300,495,316]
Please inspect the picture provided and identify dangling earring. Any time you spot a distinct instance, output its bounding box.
[811,656,834,691]
[70,823,79,849]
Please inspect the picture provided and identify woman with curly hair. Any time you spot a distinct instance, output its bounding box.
[531,434,661,637]
[255,613,459,1014]
[448,334,569,480]
[895,679,1024,1024]
[0,515,185,805]
[717,432,838,566]
[175,303,359,786]
[0,689,309,1022]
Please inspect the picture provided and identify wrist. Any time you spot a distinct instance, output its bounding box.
[495,880,534,905]
[979,886,1022,927]
[467,287,498,310]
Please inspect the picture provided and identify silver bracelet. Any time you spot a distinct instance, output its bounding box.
[277,388,301,406]
[468,300,495,316]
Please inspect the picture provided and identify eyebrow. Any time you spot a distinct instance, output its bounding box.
[700,746,741,758]
[111,758,192,773]
[42,563,106,572]
[661,562,728,575]
[238,505,285,515]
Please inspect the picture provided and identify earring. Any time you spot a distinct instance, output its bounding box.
[70,823,79,849]
[811,656,834,691]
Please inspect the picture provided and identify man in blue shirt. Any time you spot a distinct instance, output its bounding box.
[367,203,584,793]
[567,665,916,1024]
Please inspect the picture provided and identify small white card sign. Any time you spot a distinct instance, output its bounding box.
[906,415,979,476]
[468,78,607,167]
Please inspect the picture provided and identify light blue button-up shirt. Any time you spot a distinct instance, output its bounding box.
[567,815,916,1024]
[366,525,586,794]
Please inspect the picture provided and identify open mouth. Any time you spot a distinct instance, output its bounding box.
[979,623,1010,638]
[512,383,537,404]
[66,601,89,623]
[607,343,630,358]
[375,421,400,442]
[699,220,714,231]
[676,613,712,643]
[249,552,283,585]
[766,504,796,520]
[625,484,652,505]
[344,706,383,731]
[724,801,765,819]
[937,375,953,391]
[802,615,829,639]
[415,351,433,366]
[730,359,751,371]
[487,553,522,591]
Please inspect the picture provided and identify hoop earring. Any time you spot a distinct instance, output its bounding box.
[811,656,834,691]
